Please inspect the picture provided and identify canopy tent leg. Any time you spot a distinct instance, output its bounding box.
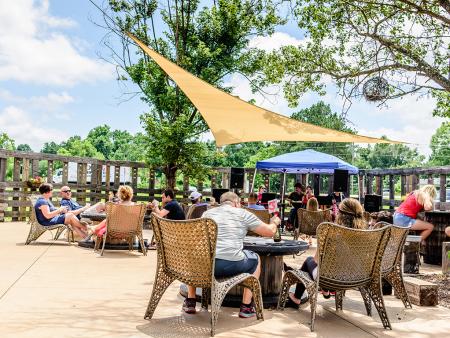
[280,171,287,228]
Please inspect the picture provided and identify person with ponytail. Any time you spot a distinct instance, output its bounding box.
[286,198,368,307]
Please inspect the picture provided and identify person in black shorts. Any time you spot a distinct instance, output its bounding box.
[149,188,185,220]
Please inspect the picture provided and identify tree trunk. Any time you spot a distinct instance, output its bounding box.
[164,164,177,190]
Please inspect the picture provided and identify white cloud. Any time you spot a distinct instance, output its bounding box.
[0,106,68,149]
[249,32,305,52]
[0,0,113,86]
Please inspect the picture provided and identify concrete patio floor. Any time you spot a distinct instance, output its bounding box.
[0,222,449,338]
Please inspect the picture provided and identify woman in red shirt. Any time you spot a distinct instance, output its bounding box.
[393,185,436,242]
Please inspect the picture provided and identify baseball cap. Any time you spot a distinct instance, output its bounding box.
[189,191,202,201]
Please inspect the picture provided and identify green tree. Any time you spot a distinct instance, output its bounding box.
[57,136,104,159]
[41,141,61,154]
[429,122,450,166]
[278,101,356,162]
[101,0,282,188]
[0,133,15,150]
[355,136,425,169]
[259,1,450,115]
[86,125,114,159]
[16,144,32,152]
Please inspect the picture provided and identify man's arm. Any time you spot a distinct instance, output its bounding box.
[149,203,170,218]
[68,204,90,216]
[252,216,280,237]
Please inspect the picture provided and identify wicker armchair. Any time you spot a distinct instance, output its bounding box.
[95,202,146,256]
[186,204,208,219]
[278,222,392,331]
[25,195,74,245]
[363,222,411,310]
[293,209,331,240]
[243,207,271,223]
[145,214,264,336]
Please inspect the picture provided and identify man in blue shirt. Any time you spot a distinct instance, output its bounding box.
[59,186,104,219]
[247,192,265,210]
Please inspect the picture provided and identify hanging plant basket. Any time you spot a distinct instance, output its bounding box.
[363,77,389,101]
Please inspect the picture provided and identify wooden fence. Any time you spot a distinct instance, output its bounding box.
[0,149,449,222]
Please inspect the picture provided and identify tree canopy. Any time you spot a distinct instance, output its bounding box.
[258,0,450,116]
[98,0,283,187]
[429,121,450,166]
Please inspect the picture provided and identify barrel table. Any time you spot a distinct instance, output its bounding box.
[423,211,450,265]
[180,238,308,308]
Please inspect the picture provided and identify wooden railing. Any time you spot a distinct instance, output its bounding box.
[0,149,448,221]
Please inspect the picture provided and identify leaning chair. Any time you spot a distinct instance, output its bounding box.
[294,208,331,241]
[145,214,264,336]
[25,195,74,245]
[363,222,412,310]
[186,204,208,219]
[278,222,392,331]
[95,202,146,256]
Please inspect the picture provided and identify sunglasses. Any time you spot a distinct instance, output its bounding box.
[61,190,71,193]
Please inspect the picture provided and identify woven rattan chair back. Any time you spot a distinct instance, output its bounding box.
[151,214,217,287]
[243,207,270,223]
[369,221,412,309]
[25,195,73,244]
[147,214,264,336]
[100,202,146,256]
[316,222,391,289]
[186,204,208,220]
[297,209,331,236]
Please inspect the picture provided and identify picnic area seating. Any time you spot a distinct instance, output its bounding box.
[278,222,392,331]
[25,195,74,245]
[293,208,331,240]
[94,202,146,256]
[186,204,208,219]
[145,214,264,336]
[370,221,412,309]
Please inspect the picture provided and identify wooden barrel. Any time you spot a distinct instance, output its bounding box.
[424,212,450,265]
[227,256,283,308]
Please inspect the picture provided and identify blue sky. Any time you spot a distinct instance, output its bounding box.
[0,0,444,157]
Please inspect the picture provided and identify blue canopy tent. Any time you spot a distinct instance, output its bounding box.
[253,149,359,208]
[255,149,358,174]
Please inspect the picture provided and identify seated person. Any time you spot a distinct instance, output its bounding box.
[149,188,185,220]
[288,183,305,227]
[59,185,105,219]
[287,198,367,307]
[329,191,345,221]
[35,183,88,239]
[247,192,265,210]
[393,185,436,244]
[188,191,209,207]
[181,192,280,317]
[108,189,119,203]
[301,185,314,205]
[306,197,319,211]
[257,185,266,204]
[88,185,135,239]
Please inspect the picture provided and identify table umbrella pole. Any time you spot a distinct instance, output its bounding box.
[250,168,257,192]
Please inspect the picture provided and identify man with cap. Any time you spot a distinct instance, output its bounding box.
[188,191,208,207]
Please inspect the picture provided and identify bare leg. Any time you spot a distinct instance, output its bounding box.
[445,226,450,238]
[187,285,196,298]
[84,202,105,214]
[411,219,434,241]
[242,256,261,304]
[65,213,88,238]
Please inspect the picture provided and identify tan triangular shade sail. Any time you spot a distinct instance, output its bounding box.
[128,33,400,146]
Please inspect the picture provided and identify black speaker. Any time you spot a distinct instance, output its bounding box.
[364,194,382,212]
[230,167,245,189]
[212,188,229,203]
[333,169,349,192]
